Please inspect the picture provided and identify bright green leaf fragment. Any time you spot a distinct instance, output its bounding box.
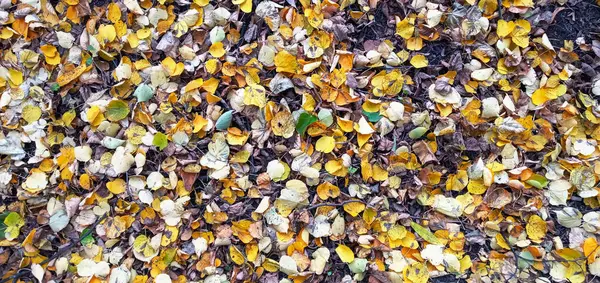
[80,228,95,246]
[362,110,382,123]
[106,100,130,122]
[1,212,25,240]
[153,132,168,150]
[296,112,318,136]
[525,174,548,189]
[4,212,24,227]
[50,83,60,92]
[410,222,441,245]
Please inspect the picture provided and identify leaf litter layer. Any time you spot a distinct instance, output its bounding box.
[2,0,600,283]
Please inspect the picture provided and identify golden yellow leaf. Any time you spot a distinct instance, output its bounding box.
[107,178,126,194]
[583,237,599,263]
[315,136,336,153]
[40,45,60,65]
[7,69,23,87]
[316,182,340,200]
[343,201,366,217]
[209,42,226,58]
[98,24,117,43]
[161,57,184,77]
[467,179,487,195]
[271,111,295,138]
[229,245,245,265]
[56,64,87,86]
[335,244,354,263]
[526,215,547,242]
[395,16,415,39]
[107,3,121,23]
[274,50,298,74]
[497,20,515,37]
[243,84,267,108]
[410,54,428,68]
[22,105,42,124]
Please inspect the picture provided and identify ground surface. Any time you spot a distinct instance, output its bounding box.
[2,0,600,283]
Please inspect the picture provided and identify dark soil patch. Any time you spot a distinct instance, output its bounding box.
[431,274,467,283]
[543,0,600,47]
[421,40,459,66]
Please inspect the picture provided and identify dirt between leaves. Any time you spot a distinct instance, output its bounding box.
[543,0,600,46]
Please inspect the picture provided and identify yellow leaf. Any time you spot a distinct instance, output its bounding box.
[395,16,415,39]
[246,243,258,262]
[343,201,366,217]
[410,54,428,68]
[98,24,117,43]
[229,245,245,265]
[446,170,469,191]
[497,20,515,37]
[107,178,126,194]
[57,64,87,86]
[407,37,423,51]
[305,8,324,28]
[583,237,599,263]
[161,57,184,77]
[372,164,388,181]
[7,69,23,87]
[274,50,298,74]
[495,233,510,250]
[209,42,226,58]
[404,263,429,283]
[239,0,252,13]
[388,225,407,241]
[243,84,267,108]
[22,105,42,124]
[107,3,122,23]
[40,45,60,65]
[316,182,340,200]
[335,244,355,263]
[271,111,295,138]
[325,159,347,177]
[467,179,487,195]
[226,127,249,145]
[262,258,279,272]
[315,136,336,153]
[526,215,547,242]
[80,174,91,190]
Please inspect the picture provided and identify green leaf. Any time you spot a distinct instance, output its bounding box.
[409,127,428,139]
[517,250,534,269]
[526,174,548,189]
[80,228,95,246]
[296,112,318,136]
[106,100,130,122]
[410,222,441,244]
[133,83,154,102]
[3,212,24,241]
[50,83,60,92]
[348,166,358,174]
[362,110,382,123]
[4,212,23,227]
[153,132,168,150]
[216,110,233,131]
